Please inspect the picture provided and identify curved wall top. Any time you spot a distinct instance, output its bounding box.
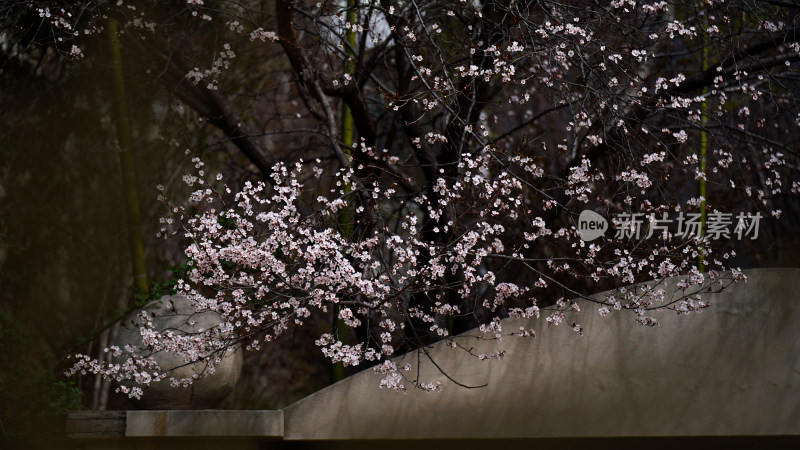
[283,268,800,439]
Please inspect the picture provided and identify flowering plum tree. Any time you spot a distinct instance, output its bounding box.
[10,0,797,396]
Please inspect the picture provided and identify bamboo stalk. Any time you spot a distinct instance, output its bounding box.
[107,17,148,294]
[698,9,708,273]
[331,0,358,385]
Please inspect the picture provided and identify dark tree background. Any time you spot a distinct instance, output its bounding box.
[2,0,800,448]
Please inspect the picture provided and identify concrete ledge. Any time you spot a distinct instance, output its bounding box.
[125,410,283,437]
[283,268,800,439]
[67,269,800,444]
[66,410,126,439]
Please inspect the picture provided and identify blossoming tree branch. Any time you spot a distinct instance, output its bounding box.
[17,0,796,396]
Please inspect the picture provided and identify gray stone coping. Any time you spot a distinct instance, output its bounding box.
[67,410,283,440]
[67,268,800,442]
[66,411,126,439]
[126,410,283,437]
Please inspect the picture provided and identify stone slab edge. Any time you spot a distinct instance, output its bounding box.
[125,410,283,437]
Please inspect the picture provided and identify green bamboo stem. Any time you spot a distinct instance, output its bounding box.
[331,0,358,385]
[698,11,708,273]
[107,17,148,295]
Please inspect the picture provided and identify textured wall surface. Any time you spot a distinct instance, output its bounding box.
[283,268,800,439]
[68,268,800,447]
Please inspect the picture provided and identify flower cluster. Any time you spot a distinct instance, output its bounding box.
[53,0,798,396]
